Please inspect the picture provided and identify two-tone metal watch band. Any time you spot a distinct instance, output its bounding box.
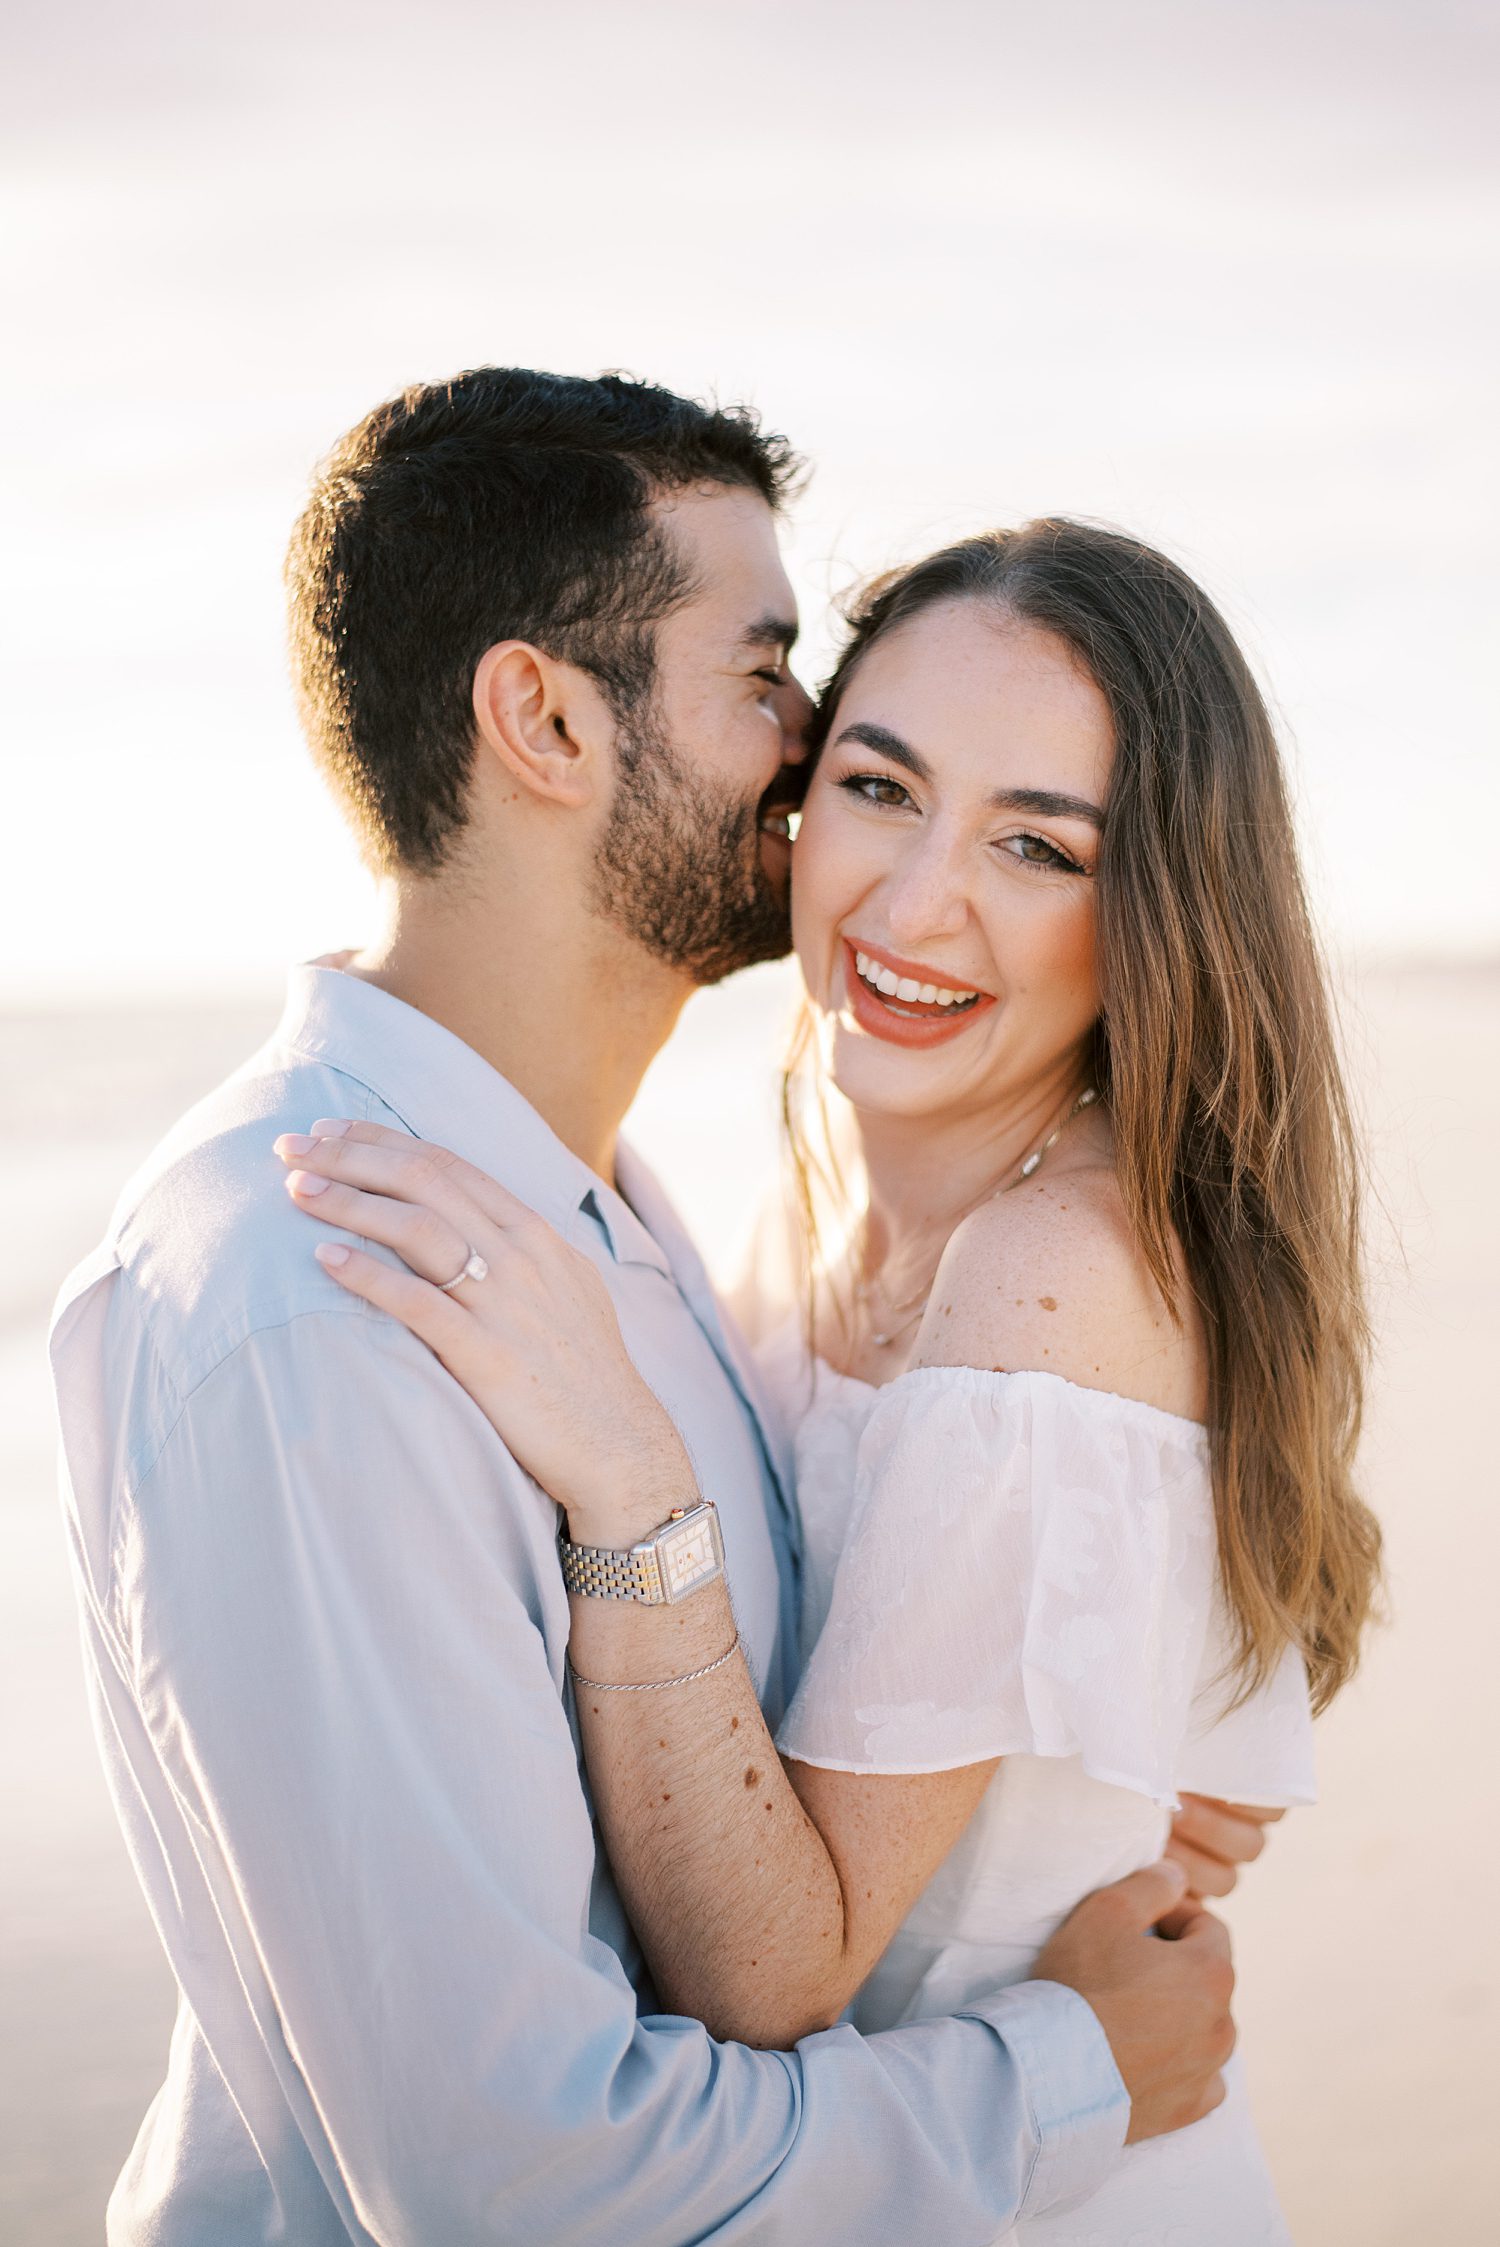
[557,1536,668,1603]
[558,1499,724,1605]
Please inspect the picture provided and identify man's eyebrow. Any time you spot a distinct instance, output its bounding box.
[833,721,1104,825]
[736,613,800,656]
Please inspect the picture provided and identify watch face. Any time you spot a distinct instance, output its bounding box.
[658,1511,722,1600]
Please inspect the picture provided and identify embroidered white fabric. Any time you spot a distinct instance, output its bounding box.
[766,1345,1314,2244]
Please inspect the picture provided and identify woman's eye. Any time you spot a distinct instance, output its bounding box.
[838,771,912,809]
[1004,831,1085,873]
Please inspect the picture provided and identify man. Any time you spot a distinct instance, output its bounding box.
[52,368,1266,2243]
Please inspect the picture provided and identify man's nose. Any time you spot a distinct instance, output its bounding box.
[776,673,816,764]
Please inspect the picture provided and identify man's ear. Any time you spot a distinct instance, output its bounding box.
[471,641,611,808]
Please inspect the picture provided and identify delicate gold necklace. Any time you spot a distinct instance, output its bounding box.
[856,1086,1099,1350]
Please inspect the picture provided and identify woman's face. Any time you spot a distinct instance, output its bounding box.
[791,600,1114,1125]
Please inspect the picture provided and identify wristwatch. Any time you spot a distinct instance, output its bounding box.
[558,1499,725,1604]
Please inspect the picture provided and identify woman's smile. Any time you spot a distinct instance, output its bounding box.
[839,937,997,1048]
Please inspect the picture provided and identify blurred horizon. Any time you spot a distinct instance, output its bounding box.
[3,0,1497,1002]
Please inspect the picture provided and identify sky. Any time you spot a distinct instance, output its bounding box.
[2,0,1495,1001]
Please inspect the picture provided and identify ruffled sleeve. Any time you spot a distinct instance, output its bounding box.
[775,1365,1314,1810]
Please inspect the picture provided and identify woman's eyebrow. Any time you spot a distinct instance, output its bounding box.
[992,787,1104,826]
[833,721,1104,825]
[834,721,931,777]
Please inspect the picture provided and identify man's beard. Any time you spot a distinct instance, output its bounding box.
[590,708,793,987]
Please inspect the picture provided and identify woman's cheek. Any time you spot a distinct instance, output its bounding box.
[985,882,1099,1039]
[791,792,861,996]
[1040,885,1101,1021]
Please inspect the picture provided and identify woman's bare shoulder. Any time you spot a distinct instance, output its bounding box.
[913,1157,1206,1419]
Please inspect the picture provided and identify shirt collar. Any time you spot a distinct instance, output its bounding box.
[272,964,671,1275]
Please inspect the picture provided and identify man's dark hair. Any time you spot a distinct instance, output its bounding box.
[284,367,801,871]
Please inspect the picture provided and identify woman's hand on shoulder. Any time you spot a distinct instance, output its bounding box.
[912,1165,1206,1420]
[273,1118,692,1527]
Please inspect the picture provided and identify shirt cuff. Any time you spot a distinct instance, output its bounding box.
[974,1978,1129,2219]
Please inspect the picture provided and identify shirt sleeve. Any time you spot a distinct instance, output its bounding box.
[778,1367,1226,1806]
[110,1304,1127,2245]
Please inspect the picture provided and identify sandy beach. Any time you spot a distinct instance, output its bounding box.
[2,958,1496,2244]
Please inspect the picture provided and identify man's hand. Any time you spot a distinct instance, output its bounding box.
[1166,1795,1285,1899]
[1034,1862,1235,2144]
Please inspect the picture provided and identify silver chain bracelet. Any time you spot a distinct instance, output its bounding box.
[567,1632,743,1695]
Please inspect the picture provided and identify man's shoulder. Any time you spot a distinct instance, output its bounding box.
[63,1038,414,1402]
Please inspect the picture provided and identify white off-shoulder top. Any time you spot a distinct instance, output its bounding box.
[758,1340,1311,2241]
[768,1349,1315,2020]
[778,1360,1314,1800]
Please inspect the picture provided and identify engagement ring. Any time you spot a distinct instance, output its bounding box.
[437,1249,489,1292]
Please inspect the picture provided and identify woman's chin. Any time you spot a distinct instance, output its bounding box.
[824,1025,973,1122]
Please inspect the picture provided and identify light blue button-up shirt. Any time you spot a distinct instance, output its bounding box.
[50,966,1127,2245]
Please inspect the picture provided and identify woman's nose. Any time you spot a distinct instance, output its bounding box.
[882,832,970,947]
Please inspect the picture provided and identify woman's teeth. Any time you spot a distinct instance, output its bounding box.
[853,950,980,1012]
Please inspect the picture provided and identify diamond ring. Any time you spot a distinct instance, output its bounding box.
[436,1248,489,1292]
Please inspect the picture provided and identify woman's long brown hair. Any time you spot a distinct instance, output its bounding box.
[787,522,1381,1712]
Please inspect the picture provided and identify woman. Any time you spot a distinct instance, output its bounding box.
[280,522,1381,2240]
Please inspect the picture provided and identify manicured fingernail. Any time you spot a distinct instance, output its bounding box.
[310,1118,351,1138]
[277,1134,318,1156]
[315,1242,350,1268]
[287,1170,329,1196]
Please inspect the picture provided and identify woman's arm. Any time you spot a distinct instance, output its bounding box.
[271,1118,998,2044]
[272,1120,1270,2045]
[560,1488,997,2043]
